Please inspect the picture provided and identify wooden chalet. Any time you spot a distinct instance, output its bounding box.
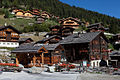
[49,25,62,36]
[32,12,40,16]
[12,9,20,14]
[45,25,74,38]
[59,17,83,29]
[36,16,45,24]
[111,34,120,50]
[31,9,41,16]
[61,27,75,37]
[32,9,40,13]
[0,25,21,47]
[11,43,64,67]
[87,22,109,32]
[19,38,33,45]
[15,10,25,18]
[41,11,51,19]
[60,31,109,67]
[24,11,34,18]
[44,25,62,38]
[36,35,62,44]
[109,51,120,68]
[12,9,19,13]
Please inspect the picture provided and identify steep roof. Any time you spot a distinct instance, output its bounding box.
[59,17,84,24]
[110,51,120,56]
[0,25,21,34]
[19,38,33,42]
[59,31,108,44]
[44,44,60,51]
[87,22,103,28]
[11,43,60,53]
[36,35,62,43]
[11,43,40,53]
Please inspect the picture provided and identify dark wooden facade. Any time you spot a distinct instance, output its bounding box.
[87,22,109,32]
[41,11,51,19]
[61,27,74,37]
[19,38,33,45]
[45,25,75,38]
[89,35,108,61]
[12,43,64,67]
[60,32,109,65]
[49,25,61,36]
[0,25,21,42]
[59,17,83,29]
[36,35,62,44]
[36,17,45,24]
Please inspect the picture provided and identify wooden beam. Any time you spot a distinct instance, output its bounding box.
[33,55,36,66]
[41,52,44,68]
[16,58,19,65]
[42,52,44,65]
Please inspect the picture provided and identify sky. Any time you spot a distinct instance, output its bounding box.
[59,0,120,19]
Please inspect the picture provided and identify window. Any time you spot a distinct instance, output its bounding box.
[11,43,13,45]
[3,43,5,45]
[7,43,10,45]
[3,32,6,34]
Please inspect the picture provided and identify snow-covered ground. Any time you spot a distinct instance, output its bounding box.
[0,71,120,80]
[78,72,120,80]
[0,71,79,80]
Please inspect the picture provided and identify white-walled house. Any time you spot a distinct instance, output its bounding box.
[0,25,21,48]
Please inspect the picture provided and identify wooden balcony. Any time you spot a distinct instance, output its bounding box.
[11,40,18,42]
[0,34,6,37]
[11,35,20,38]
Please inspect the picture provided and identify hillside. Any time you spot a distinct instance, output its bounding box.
[0,0,120,33]
[0,15,35,32]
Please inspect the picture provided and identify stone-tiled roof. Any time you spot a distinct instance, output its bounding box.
[36,35,61,43]
[87,22,103,28]
[0,25,21,34]
[59,31,108,44]
[19,38,33,42]
[11,43,60,53]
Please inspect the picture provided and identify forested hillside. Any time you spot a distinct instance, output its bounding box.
[0,0,120,33]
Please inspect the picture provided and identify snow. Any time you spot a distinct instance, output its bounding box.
[0,71,79,80]
[0,71,119,80]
